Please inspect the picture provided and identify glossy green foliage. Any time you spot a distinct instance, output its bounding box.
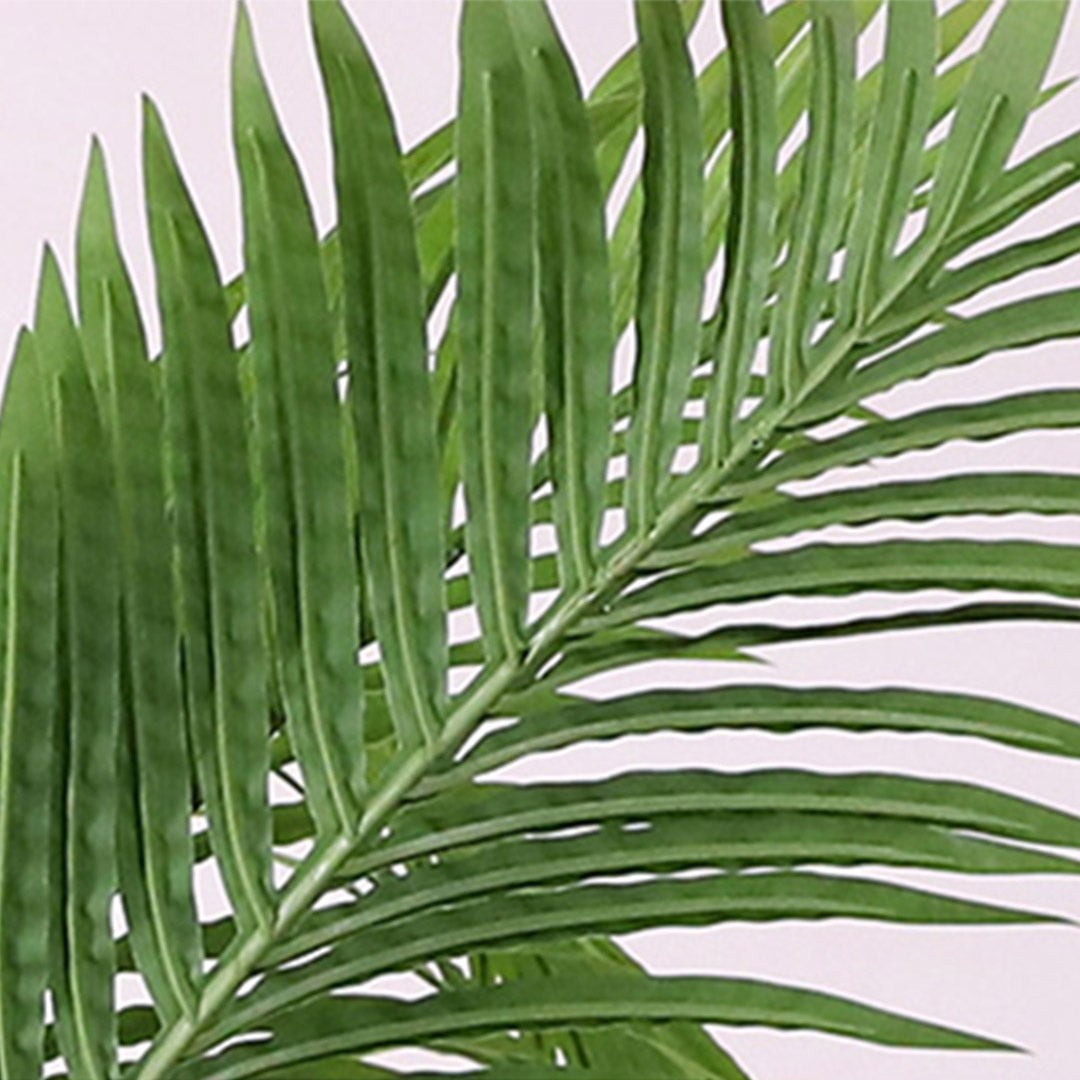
[2,1,1080,1078]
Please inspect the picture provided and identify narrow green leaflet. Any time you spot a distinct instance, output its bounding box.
[625,0,703,529]
[651,473,1080,567]
[869,220,1080,346]
[232,5,363,830]
[838,0,936,328]
[703,0,778,464]
[510,2,613,593]
[312,2,447,747]
[0,333,59,1079]
[795,287,1080,426]
[456,0,536,658]
[457,938,752,1080]
[879,0,1067,312]
[144,97,274,930]
[432,688,1080,793]
[727,390,1080,498]
[947,128,1080,261]
[179,972,1013,1080]
[75,142,202,1020]
[33,251,120,1080]
[281,813,1079,963]
[204,869,1048,1051]
[770,1,856,397]
[594,539,1080,628]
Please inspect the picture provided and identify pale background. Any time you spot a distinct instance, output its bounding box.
[2,1,1080,1077]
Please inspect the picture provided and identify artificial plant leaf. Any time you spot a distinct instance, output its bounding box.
[510,1,613,593]
[625,0,703,529]
[312,1,448,748]
[75,140,202,1022]
[456,0,536,659]
[144,96,274,930]
[0,331,59,1079]
[232,3,364,829]
[34,250,121,1079]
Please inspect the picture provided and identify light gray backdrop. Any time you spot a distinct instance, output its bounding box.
[2,1,1080,1077]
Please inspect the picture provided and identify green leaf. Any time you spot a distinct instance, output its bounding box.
[207,869,1049,1052]
[180,972,1015,1080]
[0,331,59,1080]
[879,0,1067,312]
[431,688,1080,791]
[625,0,703,528]
[726,389,1080,498]
[458,938,752,1080]
[144,96,274,930]
[795,287,1080,426]
[838,0,936,328]
[456,0,536,658]
[545,601,1080,693]
[702,0,778,463]
[770,1,856,397]
[510,2,613,592]
[650,472,1080,567]
[407,764,1080,880]
[232,4,363,829]
[34,250,121,1080]
[75,141,202,1021]
[285,812,1080,964]
[871,222,1080,344]
[594,539,1080,628]
[312,1,448,748]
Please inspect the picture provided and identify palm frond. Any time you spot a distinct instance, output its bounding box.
[2,0,1080,1077]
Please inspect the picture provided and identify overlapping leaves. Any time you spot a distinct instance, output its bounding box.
[2,1,1080,1077]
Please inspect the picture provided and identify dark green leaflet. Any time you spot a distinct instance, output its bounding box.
[625,0,703,529]
[456,0,536,659]
[703,0,778,463]
[34,251,121,1080]
[726,390,1080,498]
[313,3,448,749]
[430,690,1080,794]
[177,971,1012,1080]
[511,2,613,593]
[232,6,363,831]
[793,287,1080,427]
[650,473,1080,568]
[75,141,202,1022]
[202,870,1046,1055]
[0,331,59,1079]
[276,815,1079,963]
[770,1,856,398]
[144,98,274,931]
[837,0,936,328]
[591,539,1080,630]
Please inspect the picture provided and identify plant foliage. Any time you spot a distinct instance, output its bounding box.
[2,0,1080,1076]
